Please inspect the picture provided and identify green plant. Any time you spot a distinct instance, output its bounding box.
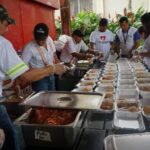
[55,7,146,45]
[71,11,101,44]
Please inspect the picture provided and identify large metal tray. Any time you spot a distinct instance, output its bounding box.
[104,133,150,150]
[20,91,104,110]
[14,108,82,148]
[113,111,145,131]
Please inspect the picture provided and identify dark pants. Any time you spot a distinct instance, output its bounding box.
[32,75,55,92]
[0,105,20,150]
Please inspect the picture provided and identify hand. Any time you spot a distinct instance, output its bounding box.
[54,64,68,75]
[85,54,94,59]
[0,129,5,148]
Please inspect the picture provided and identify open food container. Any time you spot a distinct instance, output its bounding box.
[99,98,114,113]
[72,85,93,93]
[117,79,135,86]
[112,111,145,131]
[15,91,105,148]
[141,99,150,121]
[95,83,114,93]
[116,88,139,99]
[115,99,141,113]
[104,133,150,150]
[138,84,150,99]
[14,108,82,148]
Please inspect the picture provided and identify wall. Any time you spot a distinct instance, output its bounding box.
[102,0,150,19]
[0,0,57,51]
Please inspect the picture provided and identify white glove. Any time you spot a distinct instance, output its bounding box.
[54,64,68,75]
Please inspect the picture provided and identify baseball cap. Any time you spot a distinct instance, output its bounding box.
[0,5,15,24]
[34,23,49,40]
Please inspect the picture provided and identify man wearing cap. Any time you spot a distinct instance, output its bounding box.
[90,18,114,62]
[57,29,97,63]
[22,23,62,92]
[0,5,67,150]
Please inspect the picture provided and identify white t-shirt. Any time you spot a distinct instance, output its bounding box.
[22,36,56,68]
[59,35,88,63]
[143,35,150,69]
[115,27,139,56]
[0,36,29,96]
[90,29,114,61]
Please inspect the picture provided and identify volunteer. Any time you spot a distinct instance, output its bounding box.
[138,13,150,70]
[0,5,66,150]
[57,29,100,63]
[89,18,114,62]
[22,23,60,92]
[114,16,140,58]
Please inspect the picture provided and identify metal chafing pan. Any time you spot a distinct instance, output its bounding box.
[113,111,145,131]
[104,133,150,150]
[14,108,82,148]
[20,91,105,110]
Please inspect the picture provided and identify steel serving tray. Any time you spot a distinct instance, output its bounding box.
[14,108,82,148]
[113,111,145,131]
[20,91,105,110]
[104,133,150,150]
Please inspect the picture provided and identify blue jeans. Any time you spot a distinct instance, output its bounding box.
[32,75,55,92]
[0,105,20,150]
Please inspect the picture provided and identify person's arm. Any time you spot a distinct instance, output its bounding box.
[53,52,60,64]
[130,31,141,53]
[114,35,120,55]
[139,51,150,58]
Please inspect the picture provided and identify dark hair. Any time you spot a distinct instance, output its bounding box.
[138,26,144,34]
[119,17,128,24]
[72,29,83,37]
[33,23,49,41]
[141,12,150,37]
[99,18,108,26]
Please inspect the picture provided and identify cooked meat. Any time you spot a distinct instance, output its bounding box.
[28,108,78,125]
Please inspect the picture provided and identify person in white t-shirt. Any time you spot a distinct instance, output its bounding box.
[114,17,140,58]
[22,23,61,92]
[0,5,67,150]
[90,18,114,62]
[57,30,100,63]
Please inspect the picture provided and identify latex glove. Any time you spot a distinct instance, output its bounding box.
[54,64,68,75]
[0,129,5,149]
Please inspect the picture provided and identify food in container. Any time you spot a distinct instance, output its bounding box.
[138,85,150,99]
[143,105,150,115]
[101,76,114,80]
[136,73,150,78]
[14,108,82,148]
[105,92,113,99]
[100,99,113,111]
[136,78,150,84]
[27,108,78,125]
[77,80,95,87]
[116,99,140,112]
[87,69,100,74]
[77,86,93,92]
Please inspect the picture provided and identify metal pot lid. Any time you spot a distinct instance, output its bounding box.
[20,91,105,110]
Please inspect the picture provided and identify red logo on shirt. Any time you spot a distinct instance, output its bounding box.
[100,36,106,41]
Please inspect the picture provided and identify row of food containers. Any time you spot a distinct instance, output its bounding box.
[73,58,150,150]
[72,58,150,132]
